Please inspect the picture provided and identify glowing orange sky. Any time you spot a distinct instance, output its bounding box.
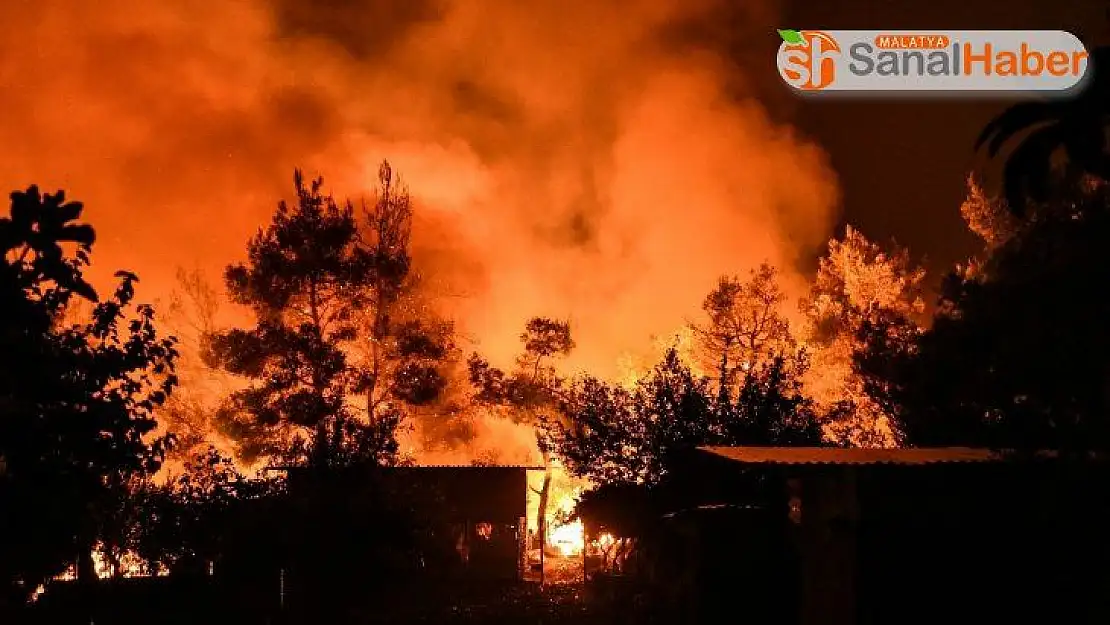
[0,0,839,377]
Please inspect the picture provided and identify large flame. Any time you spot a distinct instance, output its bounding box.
[549,519,585,557]
[0,0,924,554]
[0,0,838,386]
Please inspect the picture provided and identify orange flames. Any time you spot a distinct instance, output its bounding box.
[0,0,924,489]
[0,0,837,384]
[549,520,585,557]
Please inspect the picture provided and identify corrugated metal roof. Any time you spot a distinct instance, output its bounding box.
[266,463,545,471]
[699,446,1002,466]
[661,503,765,519]
[401,464,546,470]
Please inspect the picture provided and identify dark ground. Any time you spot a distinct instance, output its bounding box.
[15,578,662,625]
[340,583,622,625]
[301,575,661,625]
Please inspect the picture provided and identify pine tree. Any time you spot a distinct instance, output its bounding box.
[205,171,377,466]
[801,226,926,447]
[691,262,797,393]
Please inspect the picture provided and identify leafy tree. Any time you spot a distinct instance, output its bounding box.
[573,483,656,541]
[691,263,797,391]
[857,183,1110,454]
[164,447,244,574]
[559,350,822,584]
[467,317,574,543]
[975,46,1110,216]
[801,226,925,447]
[352,163,453,423]
[131,446,284,576]
[0,186,97,304]
[960,174,1019,255]
[206,170,384,467]
[0,186,177,599]
[347,162,459,464]
[93,474,166,579]
[547,349,710,487]
[207,164,453,467]
[398,318,475,454]
[572,483,656,572]
[724,354,824,447]
[546,347,821,488]
[342,162,462,463]
[355,164,450,415]
[159,267,239,460]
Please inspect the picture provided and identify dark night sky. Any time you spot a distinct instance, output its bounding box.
[774,0,1109,276]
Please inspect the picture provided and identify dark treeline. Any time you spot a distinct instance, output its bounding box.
[0,46,1107,621]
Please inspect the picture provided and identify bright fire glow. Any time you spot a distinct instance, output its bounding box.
[548,519,584,556]
[2,0,856,504]
[593,532,616,550]
[51,543,168,583]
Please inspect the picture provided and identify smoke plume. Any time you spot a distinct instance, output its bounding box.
[1,0,839,455]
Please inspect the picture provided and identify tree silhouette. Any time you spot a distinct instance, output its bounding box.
[128,445,283,577]
[691,263,797,392]
[545,349,711,487]
[0,185,97,304]
[207,164,452,467]
[857,184,1110,454]
[355,163,433,419]
[160,267,238,461]
[0,186,178,600]
[724,353,824,447]
[801,226,925,447]
[205,170,383,467]
[93,473,164,579]
[467,316,574,547]
[349,163,459,462]
[975,46,1110,216]
[546,347,822,488]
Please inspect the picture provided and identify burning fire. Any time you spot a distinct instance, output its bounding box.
[50,543,169,583]
[593,532,616,550]
[525,464,589,558]
[549,519,585,557]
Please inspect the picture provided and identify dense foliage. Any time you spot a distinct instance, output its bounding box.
[545,348,822,487]
[205,165,454,467]
[0,186,178,598]
[859,183,1110,453]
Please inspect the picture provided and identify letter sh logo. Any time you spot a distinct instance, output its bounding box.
[777,29,841,90]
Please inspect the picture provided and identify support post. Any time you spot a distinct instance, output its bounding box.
[582,523,588,582]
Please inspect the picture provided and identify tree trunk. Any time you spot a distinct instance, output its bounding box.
[312,421,330,467]
[537,449,553,551]
[77,542,97,583]
[108,549,123,580]
[307,276,338,465]
[365,279,387,450]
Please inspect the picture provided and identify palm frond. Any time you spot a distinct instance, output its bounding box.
[1002,125,1066,213]
[977,45,1110,217]
[976,101,1061,156]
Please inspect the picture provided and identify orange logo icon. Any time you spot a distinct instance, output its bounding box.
[776,29,841,91]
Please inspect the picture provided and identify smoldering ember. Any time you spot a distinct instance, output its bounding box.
[2,1,1109,624]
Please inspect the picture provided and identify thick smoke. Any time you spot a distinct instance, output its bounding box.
[1,0,839,456]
